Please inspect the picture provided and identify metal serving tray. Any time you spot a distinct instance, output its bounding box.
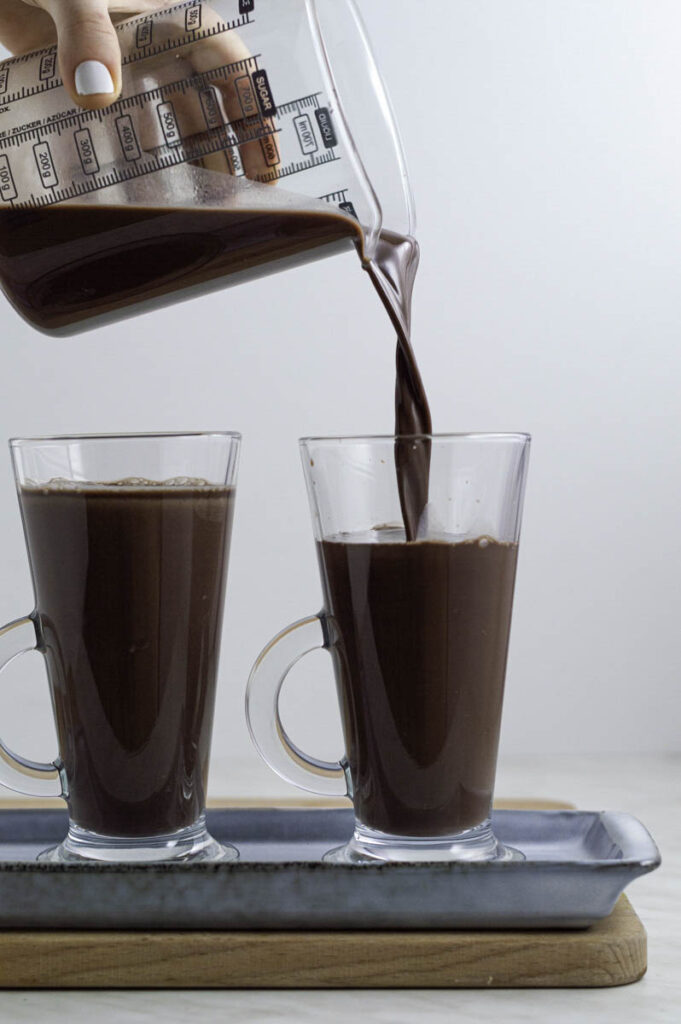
[0,807,660,930]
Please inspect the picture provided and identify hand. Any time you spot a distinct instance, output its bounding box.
[0,1,163,109]
[0,0,278,179]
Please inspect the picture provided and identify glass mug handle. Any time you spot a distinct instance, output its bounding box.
[246,615,348,797]
[0,615,64,798]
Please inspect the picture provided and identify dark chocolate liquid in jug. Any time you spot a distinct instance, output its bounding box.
[0,191,431,534]
[0,202,362,333]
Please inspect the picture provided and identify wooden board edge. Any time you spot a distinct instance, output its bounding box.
[0,797,577,811]
[0,895,646,990]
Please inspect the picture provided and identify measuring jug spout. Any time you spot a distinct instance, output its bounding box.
[0,0,413,336]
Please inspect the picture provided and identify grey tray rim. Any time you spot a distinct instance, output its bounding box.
[0,807,662,872]
[0,807,661,930]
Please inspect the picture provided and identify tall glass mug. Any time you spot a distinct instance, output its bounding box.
[247,434,530,863]
[0,433,240,863]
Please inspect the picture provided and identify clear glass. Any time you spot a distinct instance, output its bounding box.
[0,0,413,335]
[1,432,241,863]
[246,434,531,863]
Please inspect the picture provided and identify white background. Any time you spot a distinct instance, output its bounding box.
[0,0,679,785]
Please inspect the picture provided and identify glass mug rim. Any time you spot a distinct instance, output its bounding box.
[10,431,242,450]
[299,431,531,445]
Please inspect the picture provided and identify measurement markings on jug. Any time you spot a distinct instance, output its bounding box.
[314,107,337,149]
[226,134,244,175]
[320,188,350,204]
[33,141,57,188]
[118,7,253,68]
[319,188,357,218]
[74,129,99,174]
[255,147,340,185]
[136,22,153,48]
[39,53,56,82]
[1,53,260,145]
[252,69,276,118]
[186,4,202,31]
[0,154,17,201]
[1,83,329,207]
[294,113,318,155]
[239,0,255,13]
[0,67,8,96]
[116,115,141,161]
[339,200,358,219]
[235,75,259,119]
[157,102,182,147]
[259,133,279,167]
[200,87,223,129]
[0,3,253,106]
[277,93,321,115]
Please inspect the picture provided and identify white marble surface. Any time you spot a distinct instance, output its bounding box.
[0,753,677,1023]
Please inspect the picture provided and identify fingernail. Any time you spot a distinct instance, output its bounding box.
[75,60,115,96]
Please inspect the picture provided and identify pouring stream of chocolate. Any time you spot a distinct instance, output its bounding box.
[0,182,432,540]
[365,232,433,541]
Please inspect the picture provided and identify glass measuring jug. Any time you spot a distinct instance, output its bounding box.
[0,0,414,335]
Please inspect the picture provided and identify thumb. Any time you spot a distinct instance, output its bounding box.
[43,0,122,109]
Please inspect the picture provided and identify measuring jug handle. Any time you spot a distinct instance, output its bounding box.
[0,615,64,798]
[245,615,348,797]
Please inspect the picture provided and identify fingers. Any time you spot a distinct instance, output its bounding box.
[124,5,278,183]
[0,1,56,54]
[41,0,122,110]
[29,0,281,179]
[180,8,279,183]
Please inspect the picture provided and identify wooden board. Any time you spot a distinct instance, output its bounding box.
[0,894,645,989]
[0,798,648,990]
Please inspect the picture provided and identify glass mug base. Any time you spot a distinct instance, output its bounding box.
[38,816,237,864]
[323,819,524,864]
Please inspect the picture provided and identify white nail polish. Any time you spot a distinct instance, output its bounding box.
[75,60,114,96]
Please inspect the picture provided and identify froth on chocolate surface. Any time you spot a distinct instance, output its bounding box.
[326,531,514,548]
[21,477,230,494]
